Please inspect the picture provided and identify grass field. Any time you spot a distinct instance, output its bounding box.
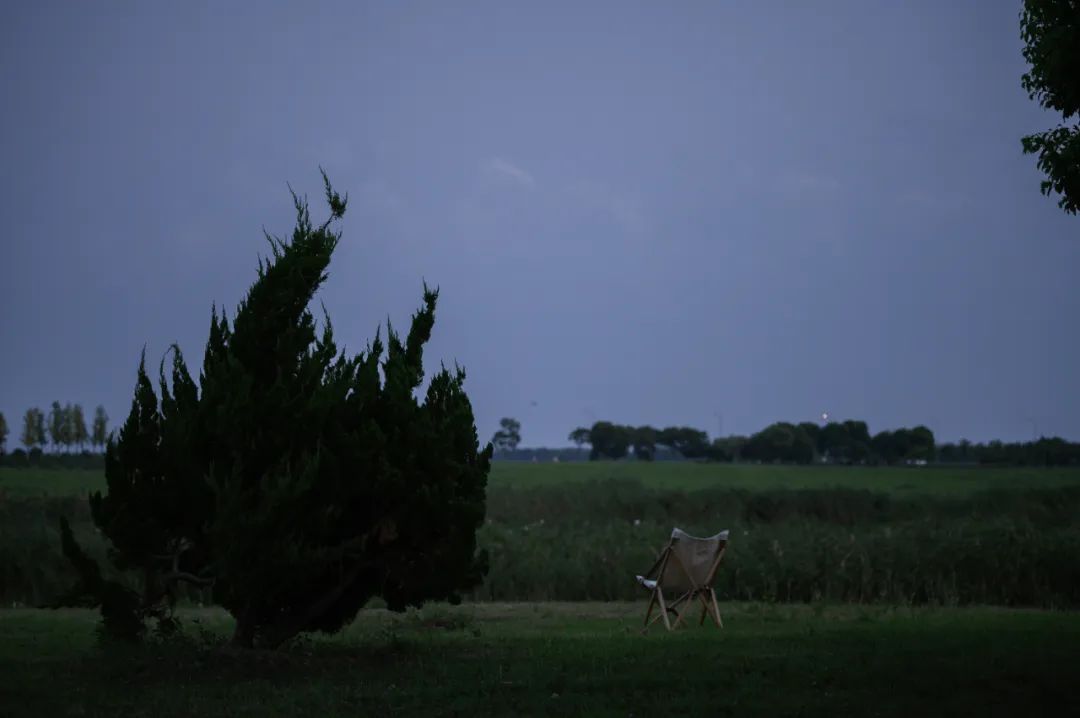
[5,464,1080,607]
[1,602,1078,717]
[4,462,1080,498]
[2,465,1079,715]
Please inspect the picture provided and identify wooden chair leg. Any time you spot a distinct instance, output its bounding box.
[670,591,694,630]
[710,590,723,629]
[652,587,669,626]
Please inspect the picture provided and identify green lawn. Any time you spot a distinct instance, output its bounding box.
[5,463,1080,499]
[1,602,1077,717]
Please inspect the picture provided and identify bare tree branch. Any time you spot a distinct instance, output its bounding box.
[161,570,215,588]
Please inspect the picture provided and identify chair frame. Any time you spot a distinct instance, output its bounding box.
[640,532,727,633]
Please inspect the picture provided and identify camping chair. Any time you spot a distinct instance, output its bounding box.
[636,528,729,632]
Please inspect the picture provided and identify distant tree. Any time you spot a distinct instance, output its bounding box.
[937,442,959,463]
[817,422,849,462]
[631,426,657,461]
[1020,0,1080,214]
[791,425,817,464]
[743,422,815,464]
[872,426,936,464]
[8,448,28,467]
[0,411,7,455]
[492,417,522,452]
[842,420,871,446]
[656,426,711,459]
[568,426,591,448]
[947,439,985,464]
[588,421,630,460]
[871,429,903,464]
[711,435,747,462]
[36,411,47,449]
[797,422,821,452]
[907,425,936,461]
[21,408,46,450]
[68,403,89,452]
[47,401,68,453]
[817,420,872,464]
[91,405,109,451]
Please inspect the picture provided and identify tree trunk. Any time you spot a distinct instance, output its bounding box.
[255,563,372,650]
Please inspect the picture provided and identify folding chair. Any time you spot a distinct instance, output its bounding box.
[635,528,729,632]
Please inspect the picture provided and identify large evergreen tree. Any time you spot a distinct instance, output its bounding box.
[69,171,492,648]
[0,411,7,455]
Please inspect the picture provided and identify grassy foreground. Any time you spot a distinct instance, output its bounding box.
[1,602,1077,717]
[4,462,1080,498]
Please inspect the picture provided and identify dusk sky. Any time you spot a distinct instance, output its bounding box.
[1,0,1077,448]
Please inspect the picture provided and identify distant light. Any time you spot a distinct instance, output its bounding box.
[821,412,829,423]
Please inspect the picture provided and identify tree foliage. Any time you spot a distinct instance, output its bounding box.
[1020,0,1080,214]
[21,407,45,450]
[655,426,712,459]
[63,171,492,648]
[630,425,657,461]
[68,404,89,451]
[568,418,944,466]
[588,421,631,460]
[742,422,816,464]
[567,427,591,448]
[91,405,109,450]
[0,411,7,455]
[871,426,936,464]
[938,436,1080,466]
[52,516,151,642]
[582,422,719,461]
[47,401,68,452]
[492,417,522,452]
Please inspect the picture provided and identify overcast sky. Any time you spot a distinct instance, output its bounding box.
[1,0,1077,448]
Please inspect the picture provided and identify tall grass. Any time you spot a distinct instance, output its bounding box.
[4,479,1080,608]
[473,517,1080,606]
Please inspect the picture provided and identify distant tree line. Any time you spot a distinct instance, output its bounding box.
[556,419,1080,467]
[568,422,726,462]
[0,404,109,467]
[936,437,1080,467]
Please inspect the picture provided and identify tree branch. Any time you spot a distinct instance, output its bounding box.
[161,570,215,588]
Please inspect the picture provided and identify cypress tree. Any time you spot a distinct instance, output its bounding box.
[65,171,491,648]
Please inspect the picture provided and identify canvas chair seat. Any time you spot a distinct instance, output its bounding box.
[637,527,729,632]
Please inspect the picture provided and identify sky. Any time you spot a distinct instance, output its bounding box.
[1,0,1078,448]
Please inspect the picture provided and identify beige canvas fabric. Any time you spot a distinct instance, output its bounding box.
[662,528,728,593]
[636,527,729,632]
